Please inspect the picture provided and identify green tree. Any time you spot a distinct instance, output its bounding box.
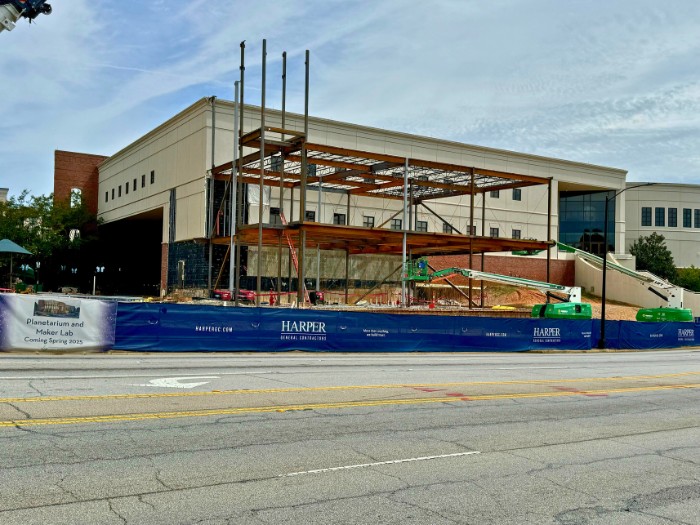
[0,190,100,288]
[676,266,700,292]
[629,232,678,282]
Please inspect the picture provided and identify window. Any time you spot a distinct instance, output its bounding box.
[269,207,282,225]
[150,171,155,184]
[641,207,652,226]
[363,177,374,184]
[105,192,108,203]
[471,225,477,235]
[490,190,500,198]
[684,209,691,228]
[696,210,700,229]
[416,220,428,232]
[391,218,402,230]
[125,183,129,195]
[559,190,615,256]
[655,207,665,227]
[512,229,521,239]
[490,227,499,237]
[512,188,521,201]
[133,179,137,192]
[141,175,146,188]
[305,210,316,222]
[668,208,677,227]
[118,185,122,197]
[443,222,453,234]
[333,213,346,225]
[363,216,375,228]
[112,189,115,200]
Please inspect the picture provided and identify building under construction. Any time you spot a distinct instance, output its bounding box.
[53,43,632,306]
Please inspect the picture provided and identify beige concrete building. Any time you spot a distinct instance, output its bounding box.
[625,183,700,268]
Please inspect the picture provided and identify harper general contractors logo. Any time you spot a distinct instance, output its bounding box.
[281,321,327,341]
[678,328,695,342]
[533,327,561,343]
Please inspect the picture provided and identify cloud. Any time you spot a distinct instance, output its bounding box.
[1,0,700,196]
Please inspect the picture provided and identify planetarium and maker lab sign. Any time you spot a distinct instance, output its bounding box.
[0,295,117,351]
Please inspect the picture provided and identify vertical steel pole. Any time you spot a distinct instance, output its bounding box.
[256,40,266,307]
[344,191,351,304]
[547,179,552,283]
[409,184,413,231]
[316,175,322,293]
[297,50,310,305]
[281,51,289,302]
[208,96,217,295]
[599,197,609,349]
[234,41,245,306]
[480,185,485,307]
[402,158,408,307]
[289,186,294,291]
[229,81,239,292]
[468,174,475,309]
[277,52,287,303]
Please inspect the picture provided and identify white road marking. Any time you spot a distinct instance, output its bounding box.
[280,451,481,477]
[137,376,220,389]
[0,372,272,380]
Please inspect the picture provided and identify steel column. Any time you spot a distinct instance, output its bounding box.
[234,41,245,306]
[228,81,239,292]
[468,173,475,309]
[481,187,485,307]
[208,96,216,295]
[401,158,408,307]
[547,179,552,283]
[297,50,310,305]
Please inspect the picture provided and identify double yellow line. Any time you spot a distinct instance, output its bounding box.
[2,370,700,404]
[1,383,698,429]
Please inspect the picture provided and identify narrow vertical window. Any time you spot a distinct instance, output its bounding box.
[512,188,521,201]
[668,208,677,227]
[655,207,665,227]
[683,209,691,228]
[151,170,155,184]
[641,207,651,227]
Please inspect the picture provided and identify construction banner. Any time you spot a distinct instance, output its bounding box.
[0,294,117,352]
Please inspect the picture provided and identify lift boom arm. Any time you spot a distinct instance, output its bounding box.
[404,257,582,303]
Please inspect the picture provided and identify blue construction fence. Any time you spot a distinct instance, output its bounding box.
[114,303,698,352]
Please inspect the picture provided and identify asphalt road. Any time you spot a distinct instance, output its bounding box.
[1,351,700,524]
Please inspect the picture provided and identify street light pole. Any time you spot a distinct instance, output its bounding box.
[598,183,655,349]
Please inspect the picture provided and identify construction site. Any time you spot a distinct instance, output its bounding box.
[45,40,700,329]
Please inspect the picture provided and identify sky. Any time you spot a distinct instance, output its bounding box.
[2,0,700,197]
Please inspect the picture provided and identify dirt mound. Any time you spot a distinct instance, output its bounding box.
[486,287,640,321]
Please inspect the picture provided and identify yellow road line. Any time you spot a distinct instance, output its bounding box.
[2,370,700,404]
[1,383,699,428]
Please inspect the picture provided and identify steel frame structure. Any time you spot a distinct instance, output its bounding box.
[210,40,554,308]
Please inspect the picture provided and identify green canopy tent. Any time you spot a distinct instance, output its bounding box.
[0,239,32,290]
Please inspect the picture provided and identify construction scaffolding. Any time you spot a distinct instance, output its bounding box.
[208,40,554,309]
